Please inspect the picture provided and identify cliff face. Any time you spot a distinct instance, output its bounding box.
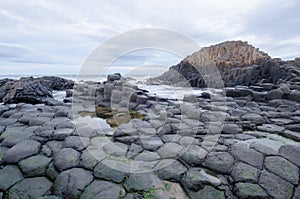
[153,41,300,88]
[184,41,270,67]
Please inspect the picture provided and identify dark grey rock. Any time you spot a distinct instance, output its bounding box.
[156,160,187,181]
[264,156,299,185]
[80,180,122,199]
[0,131,33,147]
[241,113,264,124]
[231,162,259,183]
[46,161,59,181]
[52,128,74,140]
[123,173,163,192]
[281,130,300,142]
[185,185,225,199]
[181,145,208,166]
[249,142,278,155]
[63,136,90,151]
[234,183,268,199]
[94,159,128,183]
[182,168,222,191]
[294,186,300,199]
[259,170,294,199]
[53,168,93,199]
[7,177,52,199]
[222,123,242,134]
[279,145,300,166]
[18,155,52,177]
[0,165,23,191]
[158,143,184,158]
[54,148,80,171]
[203,152,234,174]
[2,140,41,164]
[230,144,264,169]
[140,136,163,151]
[80,148,106,170]
[257,124,285,134]
[288,90,300,102]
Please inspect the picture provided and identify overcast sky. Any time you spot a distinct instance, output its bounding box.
[1,0,300,75]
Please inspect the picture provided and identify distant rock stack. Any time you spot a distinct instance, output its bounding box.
[151,41,300,88]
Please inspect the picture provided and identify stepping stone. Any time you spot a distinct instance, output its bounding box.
[158,143,184,159]
[234,183,268,199]
[185,185,225,199]
[80,180,122,199]
[156,160,187,181]
[124,173,164,192]
[53,168,93,199]
[18,155,52,177]
[2,140,41,164]
[203,152,234,174]
[230,143,264,169]
[181,145,208,166]
[264,156,299,185]
[222,123,242,134]
[54,148,80,171]
[7,177,52,199]
[279,145,300,166]
[257,124,285,134]
[63,136,90,151]
[140,136,163,151]
[259,170,294,199]
[231,162,259,183]
[0,165,23,191]
[94,159,128,183]
[182,168,221,191]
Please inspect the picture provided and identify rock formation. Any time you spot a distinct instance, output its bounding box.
[151,41,300,88]
[0,76,74,104]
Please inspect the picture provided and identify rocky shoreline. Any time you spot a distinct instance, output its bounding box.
[0,41,300,199]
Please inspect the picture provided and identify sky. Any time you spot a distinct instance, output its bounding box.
[0,0,300,76]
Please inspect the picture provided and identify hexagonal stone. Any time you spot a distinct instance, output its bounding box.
[140,136,163,151]
[249,142,278,155]
[241,113,264,124]
[80,180,122,199]
[124,173,164,192]
[18,155,52,177]
[0,165,23,191]
[279,145,300,166]
[259,170,294,199]
[63,136,90,151]
[264,156,299,185]
[234,183,268,199]
[181,145,208,166]
[52,128,74,140]
[230,144,264,169]
[54,148,80,171]
[231,162,259,183]
[185,185,225,199]
[7,177,52,199]
[53,168,93,199]
[94,159,128,183]
[80,148,106,170]
[257,124,285,134]
[222,123,242,134]
[0,131,33,147]
[155,160,187,181]
[158,143,184,158]
[203,152,234,174]
[182,168,222,191]
[2,140,41,164]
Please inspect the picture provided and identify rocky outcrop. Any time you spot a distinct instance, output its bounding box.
[0,76,74,104]
[151,41,300,88]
